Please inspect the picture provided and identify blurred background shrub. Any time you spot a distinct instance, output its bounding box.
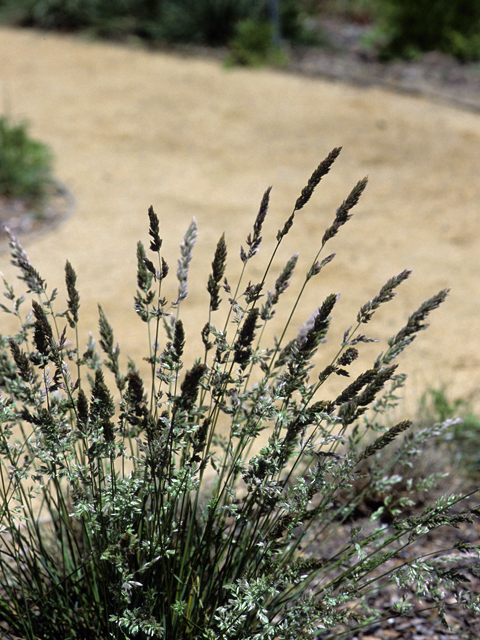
[1,1,479,67]
[0,0,332,69]
[0,0,310,46]
[0,115,54,203]
[372,0,480,61]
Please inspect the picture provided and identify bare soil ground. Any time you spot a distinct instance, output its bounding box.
[0,24,479,639]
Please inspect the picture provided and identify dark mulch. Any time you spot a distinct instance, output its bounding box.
[306,493,480,640]
[0,181,74,252]
[289,15,480,113]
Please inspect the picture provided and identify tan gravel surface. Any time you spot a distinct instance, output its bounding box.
[1,27,479,416]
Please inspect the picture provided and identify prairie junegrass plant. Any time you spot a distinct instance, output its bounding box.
[0,148,478,639]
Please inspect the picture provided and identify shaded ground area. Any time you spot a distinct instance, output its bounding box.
[1,26,479,414]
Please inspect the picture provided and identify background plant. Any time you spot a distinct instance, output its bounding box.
[372,0,480,61]
[0,0,309,47]
[417,387,480,482]
[226,19,289,68]
[0,149,478,640]
[4,0,480,61]
[0,115,55,203]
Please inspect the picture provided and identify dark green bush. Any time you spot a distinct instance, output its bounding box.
[0,0,306,47]
[226,19,288,67]
[148,0,311,48]
[0,115,54,202]
[140,0,261,45]
[0,149,478,639]
[0,0,145,38]
[374,0,480,61]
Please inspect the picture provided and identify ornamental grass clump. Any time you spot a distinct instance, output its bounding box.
[0,148,478,640]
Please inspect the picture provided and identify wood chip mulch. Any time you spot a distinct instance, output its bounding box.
[288,16,480,114]
[308,494,480,640]
[0,181,74,253]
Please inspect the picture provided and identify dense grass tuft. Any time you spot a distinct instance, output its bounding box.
[0,150,478,639]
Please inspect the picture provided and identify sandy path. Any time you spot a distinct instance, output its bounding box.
[0,27,479,416]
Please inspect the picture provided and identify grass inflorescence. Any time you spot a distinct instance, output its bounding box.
[0,148,478,640]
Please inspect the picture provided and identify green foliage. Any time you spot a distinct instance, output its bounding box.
[0,115,54,202]
[0,0,308,47]
[0,0,138,37]
[226,19,289,67]
[373,0,480,61]
[418,387,480,480]
[142,0,263,46]
[0,0,323,66]
[0,150,478,639]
